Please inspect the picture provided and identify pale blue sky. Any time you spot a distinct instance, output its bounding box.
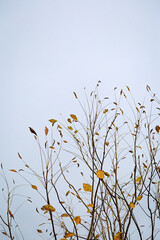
[0,0,160,238]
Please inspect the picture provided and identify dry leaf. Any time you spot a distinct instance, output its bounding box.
[155,125,160,133]
[9,210,14,218]
[29,127,37,136]
[114,232,123,240]
[31,185,38,190]
[61,213,69,217]
[130,202,135,209]
[42,204,55,212]
[83,183,92,192]
[70,114,78,121]
[126,86,130,91]
[10,169,17,173]
[66,190,70,196]
[49,119,57,126]
[104,172,110,177]
[67,118,72,123]
[96,170,104,179]
[103,109,108,114]
[18,152,22,159]
[68,126,73,130]
[64,232,75,238]
[136,176,142,183]
[45,126,49,135]
[73,216,81,225]
[88,203,94,207]
[73,92,77,98]
[136,195,143,201]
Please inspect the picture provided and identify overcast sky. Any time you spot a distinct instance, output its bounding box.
[0,0,160,239]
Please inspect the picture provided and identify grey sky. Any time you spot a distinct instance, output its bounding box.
[0,0,160,239]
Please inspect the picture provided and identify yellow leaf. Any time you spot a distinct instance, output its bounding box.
[83,183,92,192]
[73,216,81,225]
[25,164,29,168]
[87,208,91,213]
[136,176,142,183]
[63,140,68,143]
[105,142,109,146]
[130,202,135,209]
[2,232,7,235]
[45,126,49,135]
[96,170,104,179]
[31,185,38,190]
[136,195,143,201]
[64,232,75,238]
[95,234,100,239]
[88,203,94,207]
[49,119,57,126]
[68,126,73,130]
[70,114,78,121]
[37,229,42,233]
[61,213,69,217]
[42,204,55,212]
[95,132,99,135]
[114,232,123,240]
[57,124,62,129]
[74,130,78,133]
[10,169,17,173]
[103,109,108,114]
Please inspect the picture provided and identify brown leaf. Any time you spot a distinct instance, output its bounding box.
[45,126,49,135]
[155,125,160,133]
[66,190,70,196]
[31,185,38,190]
[10,169,17,173]
[70,114,78,121]
[18,152,22,159]
[68,126,73,130]
[73,92,78,98]
[29,127,37,136]
[103,109,108,114]
[9,210,14,218]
